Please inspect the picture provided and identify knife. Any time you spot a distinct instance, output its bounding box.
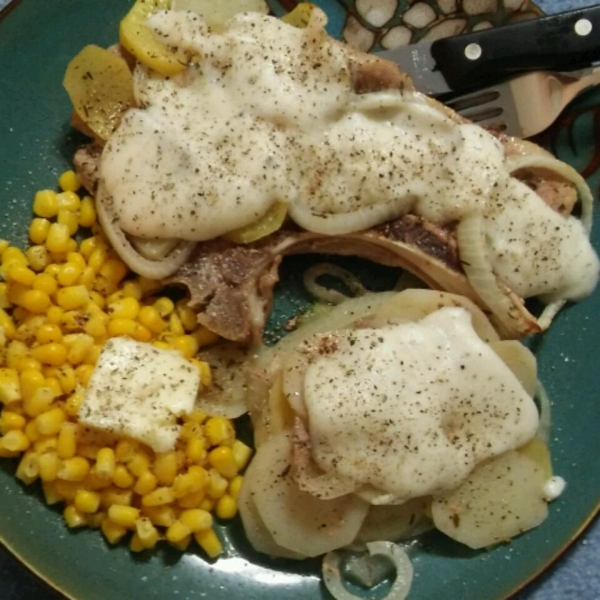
[377,5,600,97]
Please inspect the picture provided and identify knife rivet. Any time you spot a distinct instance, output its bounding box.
[574,18,592,36]
[464,43,482,61]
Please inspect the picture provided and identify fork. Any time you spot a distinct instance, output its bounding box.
[443,66,600,138]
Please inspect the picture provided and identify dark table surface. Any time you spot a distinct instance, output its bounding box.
[0,0,598,598]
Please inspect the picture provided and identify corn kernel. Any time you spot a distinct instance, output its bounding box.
[127,450,151,477]
[177,489,206,509]
[191,327,220,348]
[1,411,26,433]
[31,342,68,366]
[42,481,62,505]
[228,475,243,501]
[64,389,85,417]
[0,447,19,458]
[176,303,198,332]
[16,357,42,373]
[137,306,165,334]
[38,451,61,481]
[231,440,252,471]
[19,290,51,315]
[16,451,39,484]
[131,323,152,343]
[194,528,222,558]
[186,438,206,463]
[153,451,178,486]
[20,369,45,403]
[58,170,81,193]
[46,305,63,325]
[190,359,212,387]
[170,534,191,551]
[216,494,238,520]
[142,486,174,507]
[58,456,90,482]
[83,314,107,339]
[207,469,228,500]
[0,282,9,309]
[208,446,238,479]
[153,297,174,317]
[168,312,185,337]
[86,511,106,529]
[78,266,96,290]
[204,417,234,447]
[135,517,160,549]
[115,439,139,463]
[141,505,176,528]
[79,236,102,260]
[88,246,108,273]
[57,209,79,236]
[0,368,21,404]
[121,281,142,300]
[75,364,94,387]
[64,505,87,528]
[35,324,62,345]
[107,296,139,320]
[67,334,94,365]
[107,318,138,338]
[7,264,36,286]
[56,191,81,211]
[56,285,90,310]
[100,259,128,285]
[95,447,116,478]
[166,520,192,544]
[24,419,39,444]
[36,407,66,436]
[100,488,133,509]
[108,504,140,529]
[33,190,58,218]
[33,435,58,455]
[57,262,84,287]
[75,489,101,514]
[101,518,128,544]
[129,533,145,553]
[79,196,97,228]
[134,470,158,496]
[170,335,199,360]
[0,240,9,255]
[1,429,30,452]
[46,223,71,254]
[24,387,55,418]
[57,422,78,459]
[24,245,49,272]
[113,464,135,489]
[6,340,28,369]
[180,508,212,533]
[172,466,207,499]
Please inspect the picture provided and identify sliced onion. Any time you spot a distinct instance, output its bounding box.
[303,263,368,305]
[506,154,594,234]
[131,236,180,260]
[535,380,552,446]
[323,542,413,600]
[537,299,566,331]
[96,184,196,279]
[456,213,538,338]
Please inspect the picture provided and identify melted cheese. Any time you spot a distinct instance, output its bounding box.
[296,307,539,500]
[99,10,598,301]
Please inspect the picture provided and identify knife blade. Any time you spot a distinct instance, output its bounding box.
[377,5,600,97]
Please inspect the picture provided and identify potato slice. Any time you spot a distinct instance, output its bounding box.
[518,437,552,479]
[432,450,548,549]
[238,453,306,559]
[171,0,268,28]
[63,45,136,141]
[250,430,369,557]
[489,340,538,397]
[120,0,187,76]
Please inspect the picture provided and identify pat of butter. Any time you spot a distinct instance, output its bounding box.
[78,337,199,452]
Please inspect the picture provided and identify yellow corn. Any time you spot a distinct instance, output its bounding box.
[0,309,17,340]
[58,170,81,193]
[0,282,10,309]
[153,297,174,317]
[231,440,252,471]
[38,451,61,482]
[153,451,178,486]
[101,518,128,544]
[45,306,63,326]
[180,508,212,533]
[190,359,212,387]
[88,246,108,273]
[107,296,139,320]
[135,517,160,549]
[57,209,79,236]
[0,368,21,404]
[25,245,50,272]
[113,464,136,489]
[131,323,152,343]
[16,357,42,373]
[64,389,85,417]
[6,340,28,369]
[56,285,90,310]
[58,456,90,482]
[57,262,83,287]
[1,411,26,433]
[115,439,139,463]
[186,437,206,463]
[79,196,97,228]
[168,313,185,337]
[170,335,199,360]
[107,318,137,338]
[216,494,237,520]
[84,314,107,339]
[79,236,102,260]
[191,327,220,349]
[166,520,192,544]
[66,334,94,365]
[141,487,174,507]
[7,264,36,286]
[208,446,238,479]
[78,266,96,291]
[57,422,78,459]
[126,450,151,477]
[74,489,101,514]
[1,429,30,452]
[86,511,106,529]
[95,447,116,478]
[16,451,39,484]
[33,435,57,455]
[129,533,145,552]
[20,290,51,314]
[108,504,140,529]
[20,369,45,403]
[194,528,222,558]
[100,259,128,286]
[45,223,71,254]
[172,466,207,499]
[101,488,133,509]
[33,273,58,296]
[204,417,234,447]
[137,305,165,334]
[207,469,228,500]
[56,191,81,211]
[54,479,79,502]
[33,190,58,218]
[228,475,243,501]
[142,505,176,528]
[42,481,63,505]
[36,324,62,345]
[36,407,67,436]
[64,505,87,528]
[134,470,158,496]
[176,489,206,509]
[31,343,67,366]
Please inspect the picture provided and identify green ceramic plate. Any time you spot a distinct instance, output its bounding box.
[0,1,598,599]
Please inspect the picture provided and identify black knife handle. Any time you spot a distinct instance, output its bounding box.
[431,6,600,92]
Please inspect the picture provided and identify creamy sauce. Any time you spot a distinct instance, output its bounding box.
[296,307,539,500]
[99,10,598,300]
[543,475,566,501]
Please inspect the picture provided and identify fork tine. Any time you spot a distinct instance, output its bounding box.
[444,81,521,135]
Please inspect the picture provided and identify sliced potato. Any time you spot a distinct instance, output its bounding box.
[120,0,187,76]
[172,0,268,28]
[250,430,369,557]
[517,437,552,479]
[489,340,538,397]
[223,202,287,244]
[63,45,136,141]
[432,450,548,549]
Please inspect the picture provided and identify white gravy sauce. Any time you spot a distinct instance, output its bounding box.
[299,307,540,500]
[99,10,598,300]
